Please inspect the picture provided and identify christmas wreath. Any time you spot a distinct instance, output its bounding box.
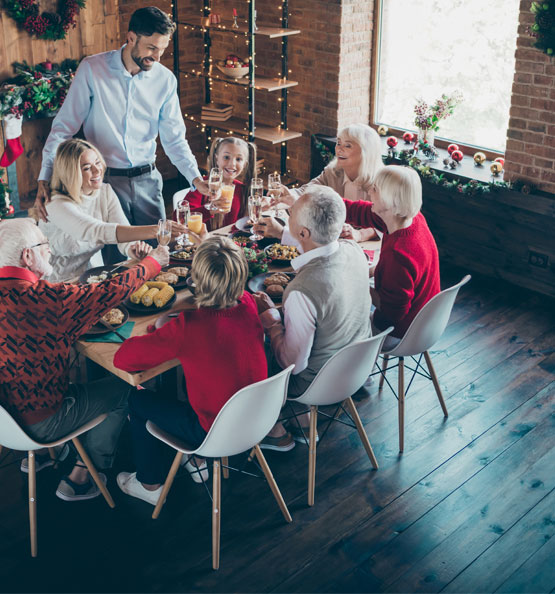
[530,2,555,56]
[4,0,86,41]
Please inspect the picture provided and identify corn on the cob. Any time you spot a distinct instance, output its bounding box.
[130,284,149,304]
[142,287,159,306]
[154,285,175,307]
[146,281,169,290]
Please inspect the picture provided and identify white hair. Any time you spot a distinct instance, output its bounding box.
[0,218,41,267]
[296,186,346,246]
[375,165,422,219]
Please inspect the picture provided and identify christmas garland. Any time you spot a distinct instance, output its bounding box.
[530,2,555,56]
[4,0,86,41]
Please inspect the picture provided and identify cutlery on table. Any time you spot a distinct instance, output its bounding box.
[96,318,127,342]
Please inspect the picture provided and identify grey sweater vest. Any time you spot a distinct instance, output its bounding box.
[284,240,372,396]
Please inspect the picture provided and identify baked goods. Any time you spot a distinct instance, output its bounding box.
[265,244,300,260]
[264,273,290,287]
[101,308,125,325]
[156,272,179,285]
[266,284,284,298]
[166,267,189,277]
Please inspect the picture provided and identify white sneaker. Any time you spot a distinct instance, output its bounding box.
[181,456,209,484]
[117,471,164,506]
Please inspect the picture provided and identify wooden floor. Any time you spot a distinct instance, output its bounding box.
[1,264,554,593]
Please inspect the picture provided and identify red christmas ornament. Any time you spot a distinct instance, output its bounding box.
[7,204,15,215]
[447,144,459,155]
[403,132,414,143]
[42,60,53,71]
[451,150,464,162]
[494,157,505,167]
[387,136,398,148]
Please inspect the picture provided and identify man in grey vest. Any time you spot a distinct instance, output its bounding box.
[255,186,372,451]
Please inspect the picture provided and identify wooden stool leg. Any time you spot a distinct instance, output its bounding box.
[253,445,292,523]
[28,451,37,557]
[152,451,183,519]
[398,357,405,453]
[222,456,229,479]
[345,398,378,469]
[424,351,448,417]
[308,405,318,507]
[212,459,221,571]
[379,355,390,391]
[71,437,115,509]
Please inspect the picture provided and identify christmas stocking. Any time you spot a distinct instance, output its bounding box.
[0,113,24,167]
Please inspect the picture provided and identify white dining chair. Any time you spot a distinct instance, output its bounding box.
[172,188,190,212]
[146,365,295,570]
[287,328,393,507]
[377,275,471,452]
[0,406,115,557]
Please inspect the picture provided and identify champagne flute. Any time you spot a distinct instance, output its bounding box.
[157,219,172,247]
[250,177,264,202]
[268,172,281,216]
[176,199,193,247]
[207,167,223,211]
[248,192,263,241]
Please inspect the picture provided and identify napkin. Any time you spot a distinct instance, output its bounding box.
[84,321,135,343]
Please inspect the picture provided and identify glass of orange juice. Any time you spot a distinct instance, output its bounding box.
[218,184,234,213]
[188,213,203,235]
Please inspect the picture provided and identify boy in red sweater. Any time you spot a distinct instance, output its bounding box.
[114,237,267,506]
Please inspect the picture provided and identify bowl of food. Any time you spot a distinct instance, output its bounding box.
[264,243,300,266]
[216,54,248,78]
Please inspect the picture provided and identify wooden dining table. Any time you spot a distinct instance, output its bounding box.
[74,222,381,387]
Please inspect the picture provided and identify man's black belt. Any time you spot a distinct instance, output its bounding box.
[105,163,155,177]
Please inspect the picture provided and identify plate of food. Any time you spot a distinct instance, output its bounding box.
[125,281,177,314]
[79,264,127,284]
[84,305,130,336]
[234,215,286,233]
[230,231,279,250]
[169,245,197,264]
[248,272,295,302]
[155,266,190,291]
[264,243,300,265]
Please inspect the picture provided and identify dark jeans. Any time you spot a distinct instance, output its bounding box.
[25,377,130,470]
[129,389,207,485]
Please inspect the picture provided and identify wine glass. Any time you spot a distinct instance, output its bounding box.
[207,167,223,211]
[176,199,193,247]
[250,177,264,204]
[268,172,281,216]
[248,192,263,241]
[157,219,172,247]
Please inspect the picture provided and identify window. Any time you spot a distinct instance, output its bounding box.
[373,0,520,153]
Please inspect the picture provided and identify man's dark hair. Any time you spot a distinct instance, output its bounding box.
[128,7,176,36]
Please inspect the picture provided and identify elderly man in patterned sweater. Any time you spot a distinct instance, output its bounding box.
[0,218,168,501]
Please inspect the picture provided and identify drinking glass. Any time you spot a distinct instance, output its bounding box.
[218,184,235,213]
[268,172,281,216]
[176,199,193,247]
[250,177,264,203]
[207,168,223,211]
[188,212,203,235]
[157,219,172,247]
[248,193,263,241]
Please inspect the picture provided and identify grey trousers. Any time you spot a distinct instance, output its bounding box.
[25,377,130,471]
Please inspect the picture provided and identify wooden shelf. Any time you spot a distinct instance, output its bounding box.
[183,109,302,144]
[177,16,301,38]
[180,64,298,91]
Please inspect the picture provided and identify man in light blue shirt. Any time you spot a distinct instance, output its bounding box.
[35,6,208,229]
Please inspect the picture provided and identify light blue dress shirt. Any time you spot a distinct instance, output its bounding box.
[39,46,202,185]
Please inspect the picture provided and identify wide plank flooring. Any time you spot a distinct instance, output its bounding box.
[0,263,554,593]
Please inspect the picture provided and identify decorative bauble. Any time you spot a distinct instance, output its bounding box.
[490,162,503,176]
[494,157,505,167]
[449,160,458,169]
[387,136,398,148]
[451,150,464,162]
[443,158,451,167]
[473,152,486,165]
[403,132,414,143]
[447,144,459,155]
[7,204,15,215]
[377,125,388,136]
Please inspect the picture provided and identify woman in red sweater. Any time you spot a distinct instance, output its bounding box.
[342,165,440,345]
[114,236,267,506]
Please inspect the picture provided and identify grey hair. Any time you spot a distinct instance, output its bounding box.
[0,218,41,267]
[296,186,346,245]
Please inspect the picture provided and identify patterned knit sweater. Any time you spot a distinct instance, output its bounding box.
[0,257,160,425]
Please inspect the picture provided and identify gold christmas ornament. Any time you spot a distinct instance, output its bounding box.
[490,162,503,176]
[377,125,389,136]
[473,152,486,165]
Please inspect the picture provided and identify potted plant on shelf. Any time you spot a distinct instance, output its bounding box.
[413,91,463,150]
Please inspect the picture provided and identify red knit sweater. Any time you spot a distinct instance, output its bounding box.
[177,178,245,227]
[113,291,267,431]
[0,258,161,425]
[344,199,440,338]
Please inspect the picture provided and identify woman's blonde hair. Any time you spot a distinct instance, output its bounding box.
[329,123,383,191]
[50,138,106,204]
[192,236,248,309]
[374,165,422,220]
[207,137,257,218]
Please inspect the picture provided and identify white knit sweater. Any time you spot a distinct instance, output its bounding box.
[40,183,132,282]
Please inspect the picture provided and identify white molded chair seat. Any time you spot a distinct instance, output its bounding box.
[172,188,190,212]
[146,365,295,570]
[0,407,115,557]
[377,275,471,452]
[288,328,393,506]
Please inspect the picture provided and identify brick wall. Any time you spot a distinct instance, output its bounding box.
[503,1,555,195]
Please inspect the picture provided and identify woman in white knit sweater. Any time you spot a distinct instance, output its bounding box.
[39,139,184,281]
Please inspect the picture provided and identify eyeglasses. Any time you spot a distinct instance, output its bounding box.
[27,240,49,249]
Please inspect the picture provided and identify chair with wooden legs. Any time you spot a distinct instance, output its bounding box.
[286,328,393,507]
[146,365,295,570]
[0,406,116,557]
[377,275,471,453]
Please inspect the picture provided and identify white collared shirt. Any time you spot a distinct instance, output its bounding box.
[261,241,339,374]
[39,47,202,185]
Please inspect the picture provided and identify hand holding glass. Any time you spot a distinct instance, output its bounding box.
[207,168,223,211]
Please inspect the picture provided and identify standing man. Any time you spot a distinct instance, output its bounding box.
[35,6,208,228]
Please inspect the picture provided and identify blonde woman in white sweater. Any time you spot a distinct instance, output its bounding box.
[39,139,185,281]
